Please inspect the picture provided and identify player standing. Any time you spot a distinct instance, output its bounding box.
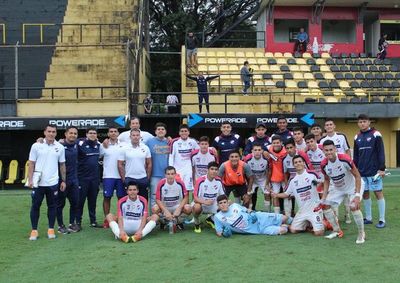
[243,122,270,156]
[320,140,365,244]
[310,123,324,144]
[118,117,154,144]
[305,134,325,195]
[353,114,386,228]
[212,122,241,164]
[191,136,218,183]
[192,162,225,233]
[271,116,293,143]
[292,127,307,151]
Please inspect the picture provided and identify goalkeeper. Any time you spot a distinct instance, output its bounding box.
[214,195,290,237]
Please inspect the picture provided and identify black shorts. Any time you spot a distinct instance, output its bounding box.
[224,185,247,198]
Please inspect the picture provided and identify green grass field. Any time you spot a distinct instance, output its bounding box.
[0,171,399,283]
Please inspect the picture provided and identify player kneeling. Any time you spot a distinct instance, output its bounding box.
[272,155,324,236]
[214,195,290,237]
[192,162,225,233]
[106,182,158,243]
[153,166,192,231]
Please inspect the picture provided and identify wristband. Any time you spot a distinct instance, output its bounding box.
[354,193,362,198]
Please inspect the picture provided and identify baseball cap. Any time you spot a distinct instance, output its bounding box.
[255,122,266,129]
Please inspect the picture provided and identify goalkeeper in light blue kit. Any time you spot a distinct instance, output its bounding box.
[214,195,290,237]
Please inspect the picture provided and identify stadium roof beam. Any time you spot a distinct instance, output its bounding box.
[311,0,325,24]
[358,2,368,24]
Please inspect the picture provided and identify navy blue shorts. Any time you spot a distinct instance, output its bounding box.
[103,178,125,198]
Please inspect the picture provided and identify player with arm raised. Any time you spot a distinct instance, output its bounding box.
[272,155,324,236]
[320,140,365,244]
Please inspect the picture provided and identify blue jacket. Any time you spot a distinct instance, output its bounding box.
[243,135,271,156]
[353,128,386,177]
[186,75,219,94]
[77,138,101,180]
[273,129,293,143]
[62,141,79,185]
[297,32,308,42]
[212,133,242,164]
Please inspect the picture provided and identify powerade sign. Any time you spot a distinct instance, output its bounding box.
[0,115,128,130]
[188,113,315,128]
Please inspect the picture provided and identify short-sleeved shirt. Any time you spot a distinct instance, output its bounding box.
[306,145,325,174]
[243,154,269,187]
[169,137,199,172]
[156,178,188,210]
[295,139,307,152]
[321,154,355,192]
[212,134,241,164]
[285,170,320,211]
[118,130,154,145]
[117,195,148,221]
[320,132,350,154]
[146,137,169,178]
[100,141,124,179]
[119,143,151,179]
[194,176,225,213]
[191,148,218,179]
[283,150,312,180]
[214,203,258,234]
[28,139,65,187]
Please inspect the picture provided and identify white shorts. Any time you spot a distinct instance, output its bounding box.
[123,220,141,235]
[252,182,268,194]
[291,210,324,232]
[191,201,217,214]
[271,182,285,194]
[326,181,365,207]
[178,170,193,191]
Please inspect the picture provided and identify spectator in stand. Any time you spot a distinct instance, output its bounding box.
[186,32,199,67]
[143,94,153,114]
[294,28,308,53]
[378,34,389,60]
[186,72,219,113]
[240,61,252,95]
[165,94,179,114]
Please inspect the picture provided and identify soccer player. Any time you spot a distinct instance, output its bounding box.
[153,166,192,230]
[28,124,66,240]
[310,123,324,144]
[106,182,158,243]
[100,127,125,228]
[57,126,80,234]
[293,127,307,152]
[192,162,225,233]
[244,143,270,211]
[267,135,287,214]
[214,195,289,237]
[353,114,386,228]
[243,122,270,156]
[146,122,170,209]
[271,116,293,143]
[272,155,324,236]
[320,140,365,244]
[169,124,199,191]
[118,117,154,144]
[212,122,241,164]
[118,128,152,200]
[76,128,102,229]
[218,150,254,206]
[305,134,325,195]
[191,136,218,183]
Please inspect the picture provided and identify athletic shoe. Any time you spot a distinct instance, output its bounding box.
[184,218,195,225]
[177,223,184,230]
[120,234,130,243]
[345,214,352,224]
[47,229,56,239]
[68,224,80,233]
[363,219,373,225]
[325,230,344,239]
[356,232,366,244]
[75,223,82,232]
[29,230,38,241]
[132,234,141,242]
[57,225,70,235]
[103,219,109,229]
[90,222,103,228]
[205,216,215,229]
[375,221,386,229]
[194,224,202,233]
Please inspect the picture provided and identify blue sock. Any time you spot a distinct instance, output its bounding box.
[363,198,372,221]
[377,198,386,223]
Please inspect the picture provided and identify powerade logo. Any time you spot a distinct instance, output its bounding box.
[49,119,106,127]
[0,120,25,128]
[205,117,247,124]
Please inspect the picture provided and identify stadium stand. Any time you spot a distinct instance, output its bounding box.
[0,160,3,188]
[20,160,29,185]
[4,160,19,185]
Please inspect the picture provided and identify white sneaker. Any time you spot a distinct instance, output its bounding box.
[325,230,344,239]
[356,232,366,244]
[345,214,352,224]
[29,230,38,241]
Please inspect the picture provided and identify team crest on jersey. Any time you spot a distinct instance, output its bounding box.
[86,145,89,148]
[233,209,238,213]
[141,149,145,153]
[305,178,309,182]
[196,158,200,162]
[127,205,130,209]
[221,142,225,145]
[55,148,59,152]
[328,168,332,175]
[337,166,342,171]
[230,140,235,144]
[367,137,372,142]
[94,145,98,148]
[294,180,298,186]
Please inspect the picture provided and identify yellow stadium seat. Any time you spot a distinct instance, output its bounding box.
[0,160,3,184]
[230,74,241,80]
[265,80,275,86]
[286,80,297,88]
[333,89,344,96]
[229,65,239,71]
[198,65,207,72]
[320,65,330,72]
[354,89,367,96]
[302,53,312,58]
[270,65,280,72]
[221,80,232,86]
[217,51,226,57]
[321,52,330,58]
[253,74,262,80]
[296,58,306,65]
[299,65,310,72]
[293,72,303,80]
[231,80,242,87]
[265,52,274,57]
[259,65,269,71]
[219,65,229,72]
[289,65,300,72]
[257,58,268,64]
[21,160,29,184]
[284,52,293,58]
[274,52,283,58]
[197,58,207,64]
[303,73,314,80]
[5,160,19,185]
[236,51,245,57]
[251,65,259,71]
[248,58,257,65]
[207,51,216,57]
[339,81,350,89]
[227,58,237,64]
[237,58,247,65]
[245,52,255,57]
[311,89,322,96]
[327,97,338,103]
[210,80,219,86]
[208,58,217,64]
[254,80,264,86]
[197,50,206,57]
[277,58,286,65]
[255,52,264,57]
[324,73,335,80]
[226,51,235,57]
[208,65,218,72]
[217,58,227,64]
[308,81,318,89]
[300,89,312,96]
[220,74,230,80]
[272,74,283,80]
[316,58,326,65]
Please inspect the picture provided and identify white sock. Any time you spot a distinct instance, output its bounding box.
[234,197,240,204]
[377,198,386,223]
[284,198,291,216]
[352,210,364,234]
[323,208,340,232]
[194,214,200,225]
[264,200,271,212]
[109,221,120,238]
[274,206,280,214]
[344,196,351,217]
[142,220,156,238]
[333,206,339,218]
[363,198,372,220]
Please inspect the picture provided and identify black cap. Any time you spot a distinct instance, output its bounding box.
[255,122,266,129]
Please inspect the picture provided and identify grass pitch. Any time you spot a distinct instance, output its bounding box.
[0,171,399,283]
